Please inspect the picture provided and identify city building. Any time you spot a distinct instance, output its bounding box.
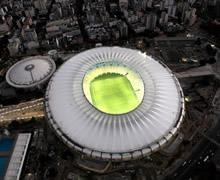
[146,13,157,30]
[117,21,128,37]
[119,0,129,10]
[7,38,21,56]
[0,22,10,36]
[159,11,169,26]
[45,17,82,46]
[33,0,47,11]
[21,26,38,42]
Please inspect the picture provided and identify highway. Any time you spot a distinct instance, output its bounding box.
[0,98,44,123]
[164,87,220,180]
[165,120,220,180]
[175,64,214,79]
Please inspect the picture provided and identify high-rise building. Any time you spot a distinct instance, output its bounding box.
[133,0,148,10]
[0,7,6,16]
[21,26,38,42]
[146,0,153,8]
[188,0,197,6]
[0,22,10,34]
[14,0,23,9]
[33,0,47,10]
[159,11,169,25]
[24,7,35,17]
[23,0,33,7]
[182,8,197,26]
[7,38,21,56]
[216,0,220,17]
[117,22,128,37]
[165,0,174,7]
[168,5,176,17]
[119,0,129,10]
[208,0,217,6]
[146,13,157,30]
[160,0,166,10]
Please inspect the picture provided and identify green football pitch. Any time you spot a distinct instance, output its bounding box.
[90,73,139,114]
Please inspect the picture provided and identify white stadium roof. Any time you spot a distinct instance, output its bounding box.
[45,47,185,161]
[6,56,56,88]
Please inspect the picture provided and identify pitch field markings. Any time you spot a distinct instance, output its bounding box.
[90,73,139,114]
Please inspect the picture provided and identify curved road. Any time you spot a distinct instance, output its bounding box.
[0,98,44,123]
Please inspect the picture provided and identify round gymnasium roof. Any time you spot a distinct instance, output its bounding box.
[45,47,185,161]
[6,56,56,88]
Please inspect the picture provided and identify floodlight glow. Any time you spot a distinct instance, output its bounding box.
[83,64,144,114]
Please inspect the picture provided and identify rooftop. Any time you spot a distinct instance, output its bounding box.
[6,56,56,88]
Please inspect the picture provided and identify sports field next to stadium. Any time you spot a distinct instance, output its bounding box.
[90,73,139,114]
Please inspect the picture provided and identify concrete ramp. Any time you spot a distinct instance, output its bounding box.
[176,65,215,79]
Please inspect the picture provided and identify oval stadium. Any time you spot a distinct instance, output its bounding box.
[6,56,56,89]
[45,47,185,161]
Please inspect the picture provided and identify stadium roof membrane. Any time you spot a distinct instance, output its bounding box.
[45,47,185,161]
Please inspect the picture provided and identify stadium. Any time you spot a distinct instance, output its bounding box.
[45,47,185,161]
[6,56,56,89]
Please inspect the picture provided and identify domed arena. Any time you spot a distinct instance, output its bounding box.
[6,56,56,89]
[45,47,185,161]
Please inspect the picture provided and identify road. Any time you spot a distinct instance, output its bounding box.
[175,64,214,79]
[167,120,220,180]
[164,87,220,180]
[0,98,44,123]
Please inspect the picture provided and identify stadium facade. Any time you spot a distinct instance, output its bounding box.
[6,56,56,89]
[45,47,185,161]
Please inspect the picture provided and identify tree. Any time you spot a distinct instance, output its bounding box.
[195,37,202,45]
[206,44,217,56]
[8,120,20,129]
